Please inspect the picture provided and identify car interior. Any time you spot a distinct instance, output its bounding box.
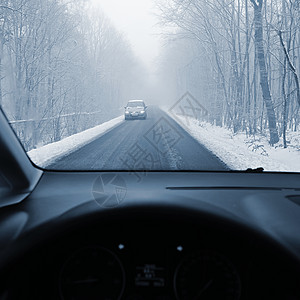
[1,0,300,299]
[1,106,300,300]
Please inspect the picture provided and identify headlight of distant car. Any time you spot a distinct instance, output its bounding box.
[140,110,145,114]
[125,111,130,114]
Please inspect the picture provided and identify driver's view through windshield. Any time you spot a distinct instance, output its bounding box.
[0,0,299,173]
[1,2,300,300]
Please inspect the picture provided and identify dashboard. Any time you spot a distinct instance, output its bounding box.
[2,206,300,300]
[1,171,300,300]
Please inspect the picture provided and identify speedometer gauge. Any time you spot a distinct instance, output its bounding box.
[174,251,241,300]
[59,246,125,300]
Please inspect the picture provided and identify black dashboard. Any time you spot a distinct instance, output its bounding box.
[1,171,300,300]
[3,210,300,300]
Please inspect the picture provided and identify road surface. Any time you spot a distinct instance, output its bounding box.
[48,106,229,171]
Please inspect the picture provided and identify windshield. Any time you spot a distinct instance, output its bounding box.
[127,102,145,108]
[0,0,299,174]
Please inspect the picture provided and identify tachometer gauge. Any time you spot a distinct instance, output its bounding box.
[59,246,125,300]
[174,251,241,300]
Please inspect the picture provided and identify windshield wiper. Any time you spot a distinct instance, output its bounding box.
[245,167,264,173]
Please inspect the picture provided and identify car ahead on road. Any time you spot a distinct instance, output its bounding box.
[124,100,147,120]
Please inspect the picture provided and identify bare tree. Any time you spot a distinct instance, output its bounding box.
[250,0,279,144]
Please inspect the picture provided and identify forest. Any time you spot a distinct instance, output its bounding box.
[157,0,300,147]
[0,0,146,150]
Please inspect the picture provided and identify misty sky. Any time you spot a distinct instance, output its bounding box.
[92,0,161,70]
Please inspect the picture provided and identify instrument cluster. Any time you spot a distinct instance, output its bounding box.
[59,241,242,300]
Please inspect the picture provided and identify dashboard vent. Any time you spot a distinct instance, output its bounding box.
[286,195,300,206]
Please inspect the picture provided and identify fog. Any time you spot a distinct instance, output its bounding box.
[0,0,299,151]
[93,0,161,70]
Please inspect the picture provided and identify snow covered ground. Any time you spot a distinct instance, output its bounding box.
[168,113,300,172]
[27,108,300,172]
[28,116,124,167]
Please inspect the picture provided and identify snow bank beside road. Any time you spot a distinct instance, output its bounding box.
[169,114,300,172]
[28,116,124,167]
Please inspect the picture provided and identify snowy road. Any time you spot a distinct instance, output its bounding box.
[48,106,229,170]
